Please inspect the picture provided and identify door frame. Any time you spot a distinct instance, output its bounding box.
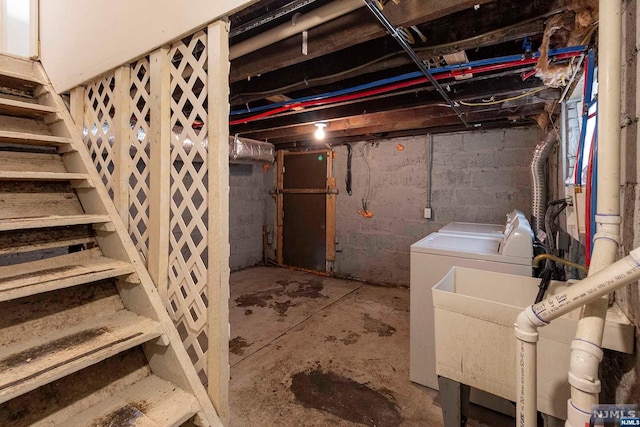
[276,149,336,272]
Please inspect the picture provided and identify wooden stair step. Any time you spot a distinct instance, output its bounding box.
[0,225,96,255]
[0,56,42,93]
[0,151,67,174]
[60,375,201,427]
[0,130,73,148]
[0,248,136,302]
[0,214,111,232]
[0,97,57,118]
[0,310,163,404]
[0,171,92,186]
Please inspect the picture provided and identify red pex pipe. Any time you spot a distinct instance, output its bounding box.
[229,52,581,126]
[584,129,596,266]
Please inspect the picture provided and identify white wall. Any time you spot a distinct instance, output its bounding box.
[1,0,32,57]
[40,0,258,92]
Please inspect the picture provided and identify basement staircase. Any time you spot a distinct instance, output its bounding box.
[0,54,221,426]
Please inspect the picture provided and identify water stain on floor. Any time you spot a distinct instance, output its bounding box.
[290,369,402,426]
[340,332,360,345]
[277,278,328,300]
[233,279,329,317]
[229,336,249,356]
[234,289,276,308]
[362,314,396,337]
[273,300,293,317]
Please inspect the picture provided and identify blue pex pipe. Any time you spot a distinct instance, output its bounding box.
[575,48,596,187]
[230,45,587,116]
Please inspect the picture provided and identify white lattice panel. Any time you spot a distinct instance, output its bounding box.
[129,58,151,261]
[83,74,117,200]
[168,31,210,384]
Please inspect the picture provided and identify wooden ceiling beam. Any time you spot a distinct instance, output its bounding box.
[230,18,545,106]
[229,0,494,82]
[242,102,547,143]
[230,77,555,134]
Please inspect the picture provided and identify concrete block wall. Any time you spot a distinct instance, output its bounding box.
[331,127,542,286]
[229,163,274,271]
[608,0,640,405]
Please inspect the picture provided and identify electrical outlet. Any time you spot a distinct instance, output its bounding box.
[424,207,432,219]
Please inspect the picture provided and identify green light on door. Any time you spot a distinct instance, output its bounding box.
[318,155,324,161]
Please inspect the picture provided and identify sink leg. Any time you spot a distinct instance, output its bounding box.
[438,376,470,427]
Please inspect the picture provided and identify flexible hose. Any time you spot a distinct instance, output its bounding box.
[530,132,558,233]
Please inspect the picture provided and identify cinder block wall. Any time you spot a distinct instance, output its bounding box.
[608,0,640,405]
[332,127,542,286]
[229,163,274,270]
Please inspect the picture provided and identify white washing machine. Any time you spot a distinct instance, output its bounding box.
[410,216,533,390]
[438,209,526,238]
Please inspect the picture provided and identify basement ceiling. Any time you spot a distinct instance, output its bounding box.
[228,0,595,146]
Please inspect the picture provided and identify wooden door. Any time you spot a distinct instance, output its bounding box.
[276,149,336,272]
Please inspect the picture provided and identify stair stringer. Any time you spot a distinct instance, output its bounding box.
[32,62,223,427]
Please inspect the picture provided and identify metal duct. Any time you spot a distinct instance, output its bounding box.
[530,132,557,233]
[229,135,275,164]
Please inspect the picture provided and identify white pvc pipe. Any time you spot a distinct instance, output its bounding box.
[515,316,538,427]
[515,248,640,426]
[565,0,623,424]
[229,0,364,60]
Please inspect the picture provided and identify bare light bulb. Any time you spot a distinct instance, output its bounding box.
[314,123,327,140]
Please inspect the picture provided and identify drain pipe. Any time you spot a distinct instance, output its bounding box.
[516,1,623,425]
[515,248,640,427]
[566,1,622,425]
[229,0,364,60]
[530,132,558,233]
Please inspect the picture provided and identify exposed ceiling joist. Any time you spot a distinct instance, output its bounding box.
[230,0,494,82]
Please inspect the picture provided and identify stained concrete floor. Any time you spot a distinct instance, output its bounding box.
[229,266,513,427]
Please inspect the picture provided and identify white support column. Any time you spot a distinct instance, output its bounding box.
[207,19,231,425]
[148,47,171,300]
[113,65,132,224]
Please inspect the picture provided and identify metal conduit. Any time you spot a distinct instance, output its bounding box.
[362,0,469,128]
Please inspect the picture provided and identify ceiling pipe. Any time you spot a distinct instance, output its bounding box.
[230,0,320,38]
[362,0,470,128]
[229,0,364,60]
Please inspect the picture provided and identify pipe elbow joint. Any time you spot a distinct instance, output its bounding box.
[515,307,545,342]
[568,339,603,394]
[593,215,621,244]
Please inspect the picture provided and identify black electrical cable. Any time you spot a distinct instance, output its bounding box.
[534,199,568,304]
[346,144,353,196]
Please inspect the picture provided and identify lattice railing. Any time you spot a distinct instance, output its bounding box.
[79,30,216,387]
[167,30,210,384]
[83,73,117,200]
[129,58,151,260]
[73,21,230,418]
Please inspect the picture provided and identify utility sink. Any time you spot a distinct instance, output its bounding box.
[432,267,634,421]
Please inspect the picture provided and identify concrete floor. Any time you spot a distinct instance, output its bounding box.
[228,266,514,427]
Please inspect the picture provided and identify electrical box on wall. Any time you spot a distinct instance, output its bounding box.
[424,207,433,219]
